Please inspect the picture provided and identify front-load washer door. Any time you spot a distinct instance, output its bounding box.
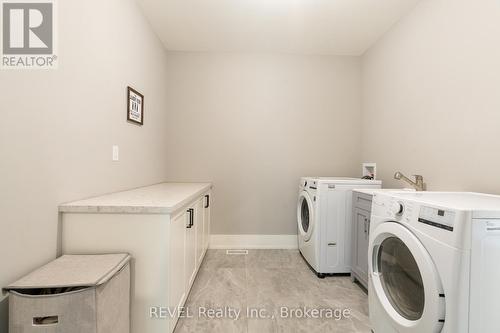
[297,191,314,242]
[369,222,445,333]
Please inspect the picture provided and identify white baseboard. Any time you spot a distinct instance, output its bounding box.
[209,234,298,250]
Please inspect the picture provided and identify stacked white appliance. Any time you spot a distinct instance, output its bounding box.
[369,191,500,333]
[297,177,382,278]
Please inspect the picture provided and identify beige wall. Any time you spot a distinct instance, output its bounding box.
[361,0,500,192]
[0,0,169,329]
[164,52,362,235]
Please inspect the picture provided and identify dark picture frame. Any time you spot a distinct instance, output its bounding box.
[127,86,144,125]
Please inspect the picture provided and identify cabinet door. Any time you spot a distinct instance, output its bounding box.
[195,198,204,265]
[353,208,370,279]
[185,207,197,289]
[203,194,211,250]
[170,211,187,315]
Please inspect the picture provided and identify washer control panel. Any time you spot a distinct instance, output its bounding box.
[418,206,456,231]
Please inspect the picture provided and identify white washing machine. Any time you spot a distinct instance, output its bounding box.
[297,177,382,277]
[368,191,500,333]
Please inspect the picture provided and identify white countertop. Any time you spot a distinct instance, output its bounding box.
[59,182,212,214]
[353,188,416,196]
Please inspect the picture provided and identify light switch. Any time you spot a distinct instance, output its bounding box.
[112,145,119,161]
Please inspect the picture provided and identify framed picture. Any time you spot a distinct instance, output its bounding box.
[127,86,144,125]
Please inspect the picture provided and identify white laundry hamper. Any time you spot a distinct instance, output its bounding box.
[3,253,131,333]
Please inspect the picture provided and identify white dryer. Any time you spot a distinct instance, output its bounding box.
[297,177,381,277]
[368,192,500,333]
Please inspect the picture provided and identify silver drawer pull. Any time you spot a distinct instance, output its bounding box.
[33,316,59,326]
[486,222,500,231]
[328,243,337,246]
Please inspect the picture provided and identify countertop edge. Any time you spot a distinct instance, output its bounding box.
[58,183,213,215]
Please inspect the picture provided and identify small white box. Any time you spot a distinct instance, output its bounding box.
[362,162,377,179]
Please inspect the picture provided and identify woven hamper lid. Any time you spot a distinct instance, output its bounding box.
[4,253,131,291]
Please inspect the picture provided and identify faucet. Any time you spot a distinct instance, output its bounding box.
[394,171,426,191]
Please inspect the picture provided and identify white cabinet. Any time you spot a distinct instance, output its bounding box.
[60,183,212,333]
[351,191,373,289]
[185,207,197,289]
[170,211,187,316]
[171,194,211,330]
[352,208,370,283]
[195,198,205,266]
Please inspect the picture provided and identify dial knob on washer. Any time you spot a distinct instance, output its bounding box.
[391,202,404,216]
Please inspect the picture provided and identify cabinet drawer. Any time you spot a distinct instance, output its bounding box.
[353,192,373,212]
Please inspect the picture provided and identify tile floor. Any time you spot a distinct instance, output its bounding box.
[174,249,371,333]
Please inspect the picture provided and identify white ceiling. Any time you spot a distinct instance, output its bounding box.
[136,0,420,56]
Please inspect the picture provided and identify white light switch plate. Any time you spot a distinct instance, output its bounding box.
[112,145,119,161]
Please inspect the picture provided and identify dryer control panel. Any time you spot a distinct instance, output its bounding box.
[419,206,456,231]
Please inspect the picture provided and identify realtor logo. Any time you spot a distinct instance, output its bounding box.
[1,0,57,68]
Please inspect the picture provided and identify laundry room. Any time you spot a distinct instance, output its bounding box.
[1,0,499,332]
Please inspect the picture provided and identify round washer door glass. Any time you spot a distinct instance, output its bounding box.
[297,192,314,241]
[377,236,425,321]
[300,199,310,233]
